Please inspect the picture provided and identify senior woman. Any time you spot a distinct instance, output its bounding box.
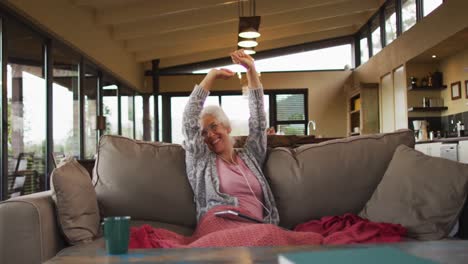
[182,49,279,225]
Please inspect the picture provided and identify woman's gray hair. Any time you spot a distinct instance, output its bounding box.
[200,105,236,146]
[200,105,231,129]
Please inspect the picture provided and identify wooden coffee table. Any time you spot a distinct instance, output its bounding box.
[45,240,468,263]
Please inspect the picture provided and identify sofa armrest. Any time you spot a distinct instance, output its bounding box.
[0,191,66,264]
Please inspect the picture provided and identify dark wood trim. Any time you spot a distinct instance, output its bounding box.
[151,35,354,75]
[353,34,360,68]
[465,80,468,99]
[416,0,424,21]
[366,23,373,58]
[1,17,7,200]
[45,39,53,191]
[79,58,85,159]
[269,93,275,129]
[162,95,171,142]
[152,59,160,141]
[396,0,403,36]
[96,71,103,139]
[117,84,122,135]
[142,94,151,141]
[380,7,386,48]
[276,121,307,125]
[132,94,136,139]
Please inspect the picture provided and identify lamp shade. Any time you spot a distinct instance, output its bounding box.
[238,39,258,48]
[238,27,261,38]
[243,48,256,55]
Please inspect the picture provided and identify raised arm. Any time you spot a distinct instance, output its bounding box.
[182,69,234,156]
[231,50,267,165]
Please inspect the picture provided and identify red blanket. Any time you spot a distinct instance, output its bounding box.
[129,207,406,248]
[294,213,406,245]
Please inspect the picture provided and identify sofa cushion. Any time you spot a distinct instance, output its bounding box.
[264,129,415,229]
[93,135,197,229]
[360,145,468,240]
[50,157,100,245]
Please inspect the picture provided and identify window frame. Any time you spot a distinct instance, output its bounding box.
[354,0,444,67]
[161,89,308,143]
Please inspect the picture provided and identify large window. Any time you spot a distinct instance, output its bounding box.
[6,20,46,198]
[360,33,370,64]
[102,84,118,135]
[384,1,397,45]
[275,93,307,135]
[152,95,162,141]
[135,94,161,141]
[423,0,442,16]
[167,90,306,143]
[120,86,134,139]
[220,95,269,136]
[52,45,80,161]
[402,0,417,32]
[171,96,219,144]
[0,7,144,201]
[193,44,352,74]
[135,94,144,140]
[83,65,98,159]
[371,17,382,55]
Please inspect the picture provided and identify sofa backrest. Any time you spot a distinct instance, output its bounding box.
[93,135,197,228]
[264,129,415,229]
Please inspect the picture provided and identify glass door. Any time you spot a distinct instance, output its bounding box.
[102,83,118,135]
[83,64,98,159]
[6,20,46,198]
[52,44,80,162]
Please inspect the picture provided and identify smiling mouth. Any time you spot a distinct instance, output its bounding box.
[212,138,220,145]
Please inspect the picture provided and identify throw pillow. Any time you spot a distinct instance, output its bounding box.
[360,144,468,240]
[50,157,100,245]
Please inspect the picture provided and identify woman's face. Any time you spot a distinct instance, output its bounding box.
[201,115,232,155]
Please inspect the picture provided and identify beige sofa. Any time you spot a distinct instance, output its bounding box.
[1,129,466,264]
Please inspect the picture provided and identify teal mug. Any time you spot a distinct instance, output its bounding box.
[102,216,131,255]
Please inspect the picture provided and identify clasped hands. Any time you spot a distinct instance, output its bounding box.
[208,49,255,80]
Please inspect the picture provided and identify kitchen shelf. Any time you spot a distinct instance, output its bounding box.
[407,106,448,112]
[407,85,447,91]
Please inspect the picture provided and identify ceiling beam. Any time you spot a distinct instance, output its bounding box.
[126,11,370,53]
[113,0,377,41]
[71,0,141,9]
[96,0,237,25]
[111,0,353,39]
[136,26,357,62]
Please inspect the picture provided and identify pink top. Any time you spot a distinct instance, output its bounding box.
[216,156,265,220]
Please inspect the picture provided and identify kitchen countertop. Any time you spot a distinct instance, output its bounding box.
[415,136,468,144]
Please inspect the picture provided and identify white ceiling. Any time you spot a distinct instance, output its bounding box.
[70,0,385,68]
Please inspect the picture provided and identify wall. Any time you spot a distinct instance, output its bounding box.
[380,73,395,132]
[440,47,468,116]
[159,70,351,137]
[4,0,144,91]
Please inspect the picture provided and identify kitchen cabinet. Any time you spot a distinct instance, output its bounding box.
[415,142,442,157]
[459,140,468,164]
[347,83,379,136]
